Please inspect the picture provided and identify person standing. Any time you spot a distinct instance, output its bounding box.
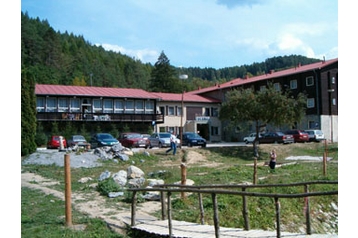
[166,131,177,155]
[269,149,277,171]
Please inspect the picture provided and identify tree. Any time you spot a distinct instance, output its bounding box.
[219,83,306,157]
[21,69,37,156]
[149,51,181,93]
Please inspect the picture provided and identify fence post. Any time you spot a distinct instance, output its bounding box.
[212,193,220,238]
[242,187,250,230]
[323,152,327,176]
[64,153,72,227]
[167,191,173,238]
[161,191,166,220]
[198,192,205,225]
[274,197,281,238]
[131,191,137,226]
[304,185,311,234]
[253,157,257,185]
[181,163,187,199]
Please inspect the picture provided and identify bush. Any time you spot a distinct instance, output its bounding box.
[97,177,123,196]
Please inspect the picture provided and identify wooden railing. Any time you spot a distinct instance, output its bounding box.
[129,181,338,238]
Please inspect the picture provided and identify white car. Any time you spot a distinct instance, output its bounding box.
[148,132,180,148]
[304,130,325,142]
[243,133,261,144]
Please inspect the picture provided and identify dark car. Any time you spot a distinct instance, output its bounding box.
[47,135,67,149]
[285,130,309,143]
[89,133,119,148]
[67,135,88,147]
[258,132,294,144]
[179,132,206,147]
[118,132,147,148]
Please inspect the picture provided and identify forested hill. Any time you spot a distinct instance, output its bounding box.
[21,11,321,92]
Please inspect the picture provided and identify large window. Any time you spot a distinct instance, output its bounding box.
[145,101,154,114]
[70,98,80,112]
[125,100,134,113]
[93,99,102,113]
[114,100,124,113]
[46,97,57,112]
[103,99,113,113]
[177,106,182,116]
[168,106,175,116]
[36,97,45,112]
[135,100,144,114]
[211,107,218,117]
[58,98,68,112]
[273,83,281,91]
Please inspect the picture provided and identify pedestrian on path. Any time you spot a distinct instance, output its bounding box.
[166,131,177,155]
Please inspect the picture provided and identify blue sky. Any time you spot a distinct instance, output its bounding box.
[20,0,338,69]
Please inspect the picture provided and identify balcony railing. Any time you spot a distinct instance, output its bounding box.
[36,112,164,123]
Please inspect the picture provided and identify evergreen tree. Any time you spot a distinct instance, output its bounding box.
[21,69,37,156]
[149,51,181,93]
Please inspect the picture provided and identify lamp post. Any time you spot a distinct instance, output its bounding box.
[179,74,188,148]
[328,89,334,143]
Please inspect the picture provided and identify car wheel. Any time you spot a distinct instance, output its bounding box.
[188,142,192,147]
[201,144,206,148]
[158,142,162,148]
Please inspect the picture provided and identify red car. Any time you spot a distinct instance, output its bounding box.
[285,130,309,143]
[47,135,67,149]
[118,132,147,148]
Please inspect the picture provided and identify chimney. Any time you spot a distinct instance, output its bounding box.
[270,69,274,74]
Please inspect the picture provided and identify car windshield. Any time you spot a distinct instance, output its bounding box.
[159,133,171,138]
[99,134,113,139]
[186,133,201,138]
[127,134,141,139]
[74,136,85,140]
[276,132,284,136]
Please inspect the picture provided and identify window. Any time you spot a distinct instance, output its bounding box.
[125,100,134,113]
[70,98,80,112]
[204,108,210,116]
[168,106,175,116]
[211,107,218,117]
[58,98,68,112]
[36,97,45,112]
[332,77,335,84]
[103,99,113,113]
[260,85,266,91]
[306,76,314,86]
[114,100,124,113]
[290,79,297,89]
[211,126,219,136]
[145,101,154,114]
[332,98,336,106]
[135,100,144,114]
[273,83,281,91]
[46,97,57,112]
[307,98,315,108]
[93,99,102,113]
[177,106,182,116]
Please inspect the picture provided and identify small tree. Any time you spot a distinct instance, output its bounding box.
[219,83,306,157]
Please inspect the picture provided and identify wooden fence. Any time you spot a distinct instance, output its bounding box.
[129,181,338,238]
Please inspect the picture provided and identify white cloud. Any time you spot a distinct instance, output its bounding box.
[98,43,159,64]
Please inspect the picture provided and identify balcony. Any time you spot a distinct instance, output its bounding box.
[36,112,164,124]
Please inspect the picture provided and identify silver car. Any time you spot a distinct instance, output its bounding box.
[147,132,180,148]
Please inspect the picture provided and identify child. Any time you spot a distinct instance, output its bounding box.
[269,149,277,170]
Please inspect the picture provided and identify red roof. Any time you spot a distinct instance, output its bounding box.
[35,84,160,99]
[151,92,220,103]
[188,58,338,95]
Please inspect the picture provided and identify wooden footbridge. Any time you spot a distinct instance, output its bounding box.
[128,181,338,238]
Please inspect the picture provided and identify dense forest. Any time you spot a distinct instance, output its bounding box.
[21,11,321,92]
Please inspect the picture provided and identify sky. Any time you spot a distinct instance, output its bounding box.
[20,0,338,69]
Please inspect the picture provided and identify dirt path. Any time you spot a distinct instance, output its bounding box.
[21,172,161,235]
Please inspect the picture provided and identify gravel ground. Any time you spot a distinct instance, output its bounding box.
[22,148,104,168]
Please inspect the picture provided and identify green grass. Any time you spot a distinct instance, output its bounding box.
[21,142,338,236]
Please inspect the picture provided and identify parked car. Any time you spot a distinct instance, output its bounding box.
[89,133,119,148]
[47,135,67,149]
[147,132,180,148]
[179,132,207,147]
[258,132,294,144]
[304,129,325,142]
[285,129,309,143]
[67,135,88,147]
[118,132,148,148]
[243,133,262,144]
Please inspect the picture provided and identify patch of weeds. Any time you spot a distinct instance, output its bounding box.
[97,177,123,196]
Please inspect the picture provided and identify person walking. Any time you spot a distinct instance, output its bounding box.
[269,149,277,172]
[166,131,177,155]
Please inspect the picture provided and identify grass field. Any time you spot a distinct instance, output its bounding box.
[21,142,338,237]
